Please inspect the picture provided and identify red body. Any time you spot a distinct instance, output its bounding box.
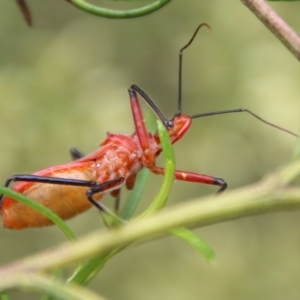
[1,25,230,229]
[1,113,200,229]
[1,132,160,229]
[2,22,294,229]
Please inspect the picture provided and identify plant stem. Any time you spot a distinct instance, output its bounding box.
[65,0,171,19]
[241,0,300,60]
[0,158,300,280]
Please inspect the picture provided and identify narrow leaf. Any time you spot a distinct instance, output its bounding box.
[0,187,76,241]
[171,227,216,262]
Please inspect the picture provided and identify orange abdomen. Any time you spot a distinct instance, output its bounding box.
[1,165,101,229]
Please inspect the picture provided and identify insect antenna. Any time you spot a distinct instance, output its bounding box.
[177,23,298,138]
[177,23,211,116]
[191,108,298,138]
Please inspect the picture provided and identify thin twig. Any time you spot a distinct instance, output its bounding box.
[241,0,300,60]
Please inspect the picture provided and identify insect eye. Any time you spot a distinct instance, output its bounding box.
[165,120,174,128]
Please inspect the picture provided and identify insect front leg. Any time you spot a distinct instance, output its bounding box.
[128,88,150,151]
[150,166,227,193]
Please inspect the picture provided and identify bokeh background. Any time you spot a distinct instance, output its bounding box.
[1,1,300,299]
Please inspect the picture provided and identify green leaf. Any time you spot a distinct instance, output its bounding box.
[0,291,10,300]
[139,120,175,216]
[121,168,150,219]
[171,227,216,262]
[0,187,76,241]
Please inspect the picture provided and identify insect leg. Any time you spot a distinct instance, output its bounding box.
[69,147,85,160]
[0,174,97,204]
[128,87,151,151]
[69,148,123,212]
[0,175,125,221]
[150,166,227,193]
[109,188,121,212]
[3,174,96,188]
[86,178,125,219]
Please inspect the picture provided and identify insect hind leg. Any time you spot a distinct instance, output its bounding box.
[0,174,97,207]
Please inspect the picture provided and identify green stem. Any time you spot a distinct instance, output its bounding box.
[1,273,106,300]
[139,120,175,217]
[66,0,171,18]
[1,165,300,278]
[121,169,150,220]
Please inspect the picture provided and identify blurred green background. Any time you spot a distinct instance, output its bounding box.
[1,1,300,299]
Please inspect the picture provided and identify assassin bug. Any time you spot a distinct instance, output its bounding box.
[0,24,297,230]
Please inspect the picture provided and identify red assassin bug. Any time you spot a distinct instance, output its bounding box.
[0,24,297,230]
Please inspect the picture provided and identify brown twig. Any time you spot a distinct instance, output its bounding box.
[241,0,300,60]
